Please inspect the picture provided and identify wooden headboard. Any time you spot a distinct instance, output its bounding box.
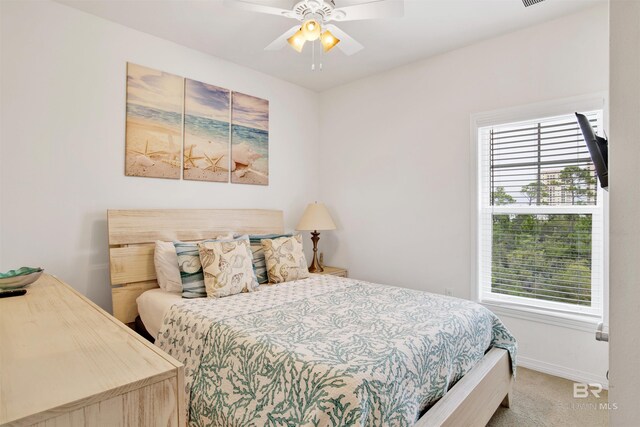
[107,209,284,324]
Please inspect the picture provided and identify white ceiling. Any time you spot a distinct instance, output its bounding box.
[57,0,605,92]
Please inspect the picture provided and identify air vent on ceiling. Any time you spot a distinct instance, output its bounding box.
[522,0,544,7]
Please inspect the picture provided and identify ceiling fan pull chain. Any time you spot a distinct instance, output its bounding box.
[311,39,316,71]
[320,38,323,71]
[319,0,324,71]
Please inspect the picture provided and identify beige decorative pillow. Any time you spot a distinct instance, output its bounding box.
[198,237,259,298]
[173,232,235,299]
[262,235,310,284]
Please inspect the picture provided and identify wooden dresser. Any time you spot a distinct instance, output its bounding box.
[0,274,185,426]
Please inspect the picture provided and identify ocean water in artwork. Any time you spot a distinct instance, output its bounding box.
[232,124,269,173]
[127,103,183,128]
[184,79,231,182]
[125,63,183,179]
[185,114,229,143]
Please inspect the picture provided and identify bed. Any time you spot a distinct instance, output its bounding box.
[108,209,516,427]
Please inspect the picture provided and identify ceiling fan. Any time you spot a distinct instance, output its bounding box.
[224,0,404,56]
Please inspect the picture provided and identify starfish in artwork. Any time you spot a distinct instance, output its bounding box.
[183,145,204,169]
[162,158,181,167]
[203,153,228,172]
[128,140,166,158]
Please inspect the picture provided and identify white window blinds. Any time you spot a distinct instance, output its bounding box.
[478,111,604,315]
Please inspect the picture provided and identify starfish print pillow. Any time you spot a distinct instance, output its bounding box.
[262,235,310,284]
[249,233,292,284]
[173,232,234,299]
[198,236,259,298]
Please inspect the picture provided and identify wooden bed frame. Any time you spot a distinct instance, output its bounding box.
[107,208,512,427]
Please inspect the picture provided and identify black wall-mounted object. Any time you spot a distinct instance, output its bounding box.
[522,0,545,7]
[576,112,609,190]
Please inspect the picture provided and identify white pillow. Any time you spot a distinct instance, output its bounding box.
[154,240,183,293]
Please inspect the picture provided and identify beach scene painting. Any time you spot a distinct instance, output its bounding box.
[183,79,231,182]
[125,63,184,179]
[231,92,269,185]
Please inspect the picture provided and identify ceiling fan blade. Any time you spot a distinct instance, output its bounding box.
[264,25,301,51]
[324,25,363,56]
[328,0,404,22]
[223,0,295,18]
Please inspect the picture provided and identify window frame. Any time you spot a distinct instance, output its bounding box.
[470,94,608,327]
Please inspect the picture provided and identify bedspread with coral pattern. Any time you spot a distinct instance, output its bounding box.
[156,275,516,427]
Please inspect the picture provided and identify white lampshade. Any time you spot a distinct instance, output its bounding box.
[296,202,336,231]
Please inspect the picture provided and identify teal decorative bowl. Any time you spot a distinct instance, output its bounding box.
[0,267,44,290]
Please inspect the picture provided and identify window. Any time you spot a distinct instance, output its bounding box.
[477,109,604,318]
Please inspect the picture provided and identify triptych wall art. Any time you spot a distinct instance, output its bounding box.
[125,63,269,185]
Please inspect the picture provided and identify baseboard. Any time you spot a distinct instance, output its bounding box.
[518,356,609,389]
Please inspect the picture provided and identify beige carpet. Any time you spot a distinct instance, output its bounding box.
[488,367,609,427]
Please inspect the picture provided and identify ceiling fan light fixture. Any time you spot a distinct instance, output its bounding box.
[320,30,340,52]
[287,28,306,52]
[301,19,322,41]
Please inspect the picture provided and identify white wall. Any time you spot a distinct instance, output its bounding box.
[319,5,609,384]
[609,0,640,422]
[0,0,615,388]
[0,0,321,311]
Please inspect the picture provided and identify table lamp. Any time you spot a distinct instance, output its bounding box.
[296,202,336,273]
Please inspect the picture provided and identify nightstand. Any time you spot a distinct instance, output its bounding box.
[316,266,348,278]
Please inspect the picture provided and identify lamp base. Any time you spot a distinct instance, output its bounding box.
[308,231,324,273]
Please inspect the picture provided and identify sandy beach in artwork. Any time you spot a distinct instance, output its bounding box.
[125,117,181,179]
[232,166,268,185]
[183,131,230,182]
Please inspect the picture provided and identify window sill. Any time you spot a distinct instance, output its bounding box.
[481,300,602,333]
